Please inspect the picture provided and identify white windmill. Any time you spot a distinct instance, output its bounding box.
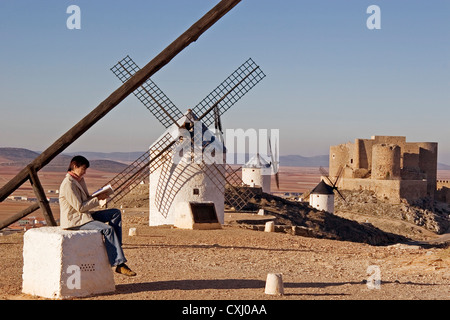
[241,138,279,193]
[106,56,266,228]
[309,166,346,214]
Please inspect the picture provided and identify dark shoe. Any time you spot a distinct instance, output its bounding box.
[115,263,137,277]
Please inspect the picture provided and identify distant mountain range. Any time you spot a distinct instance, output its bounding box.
[1,147,450,170]
[0,148,129,173]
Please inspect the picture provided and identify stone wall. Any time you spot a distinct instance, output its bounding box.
[338,178,427,204]
[436,181,450,204]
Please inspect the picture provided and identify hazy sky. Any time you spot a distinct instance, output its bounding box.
[1,1,449,163]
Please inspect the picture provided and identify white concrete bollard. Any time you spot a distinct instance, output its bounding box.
[265,273,284,295]
[257,209,265,216]
[128,228,138,236]
[22,227,115,299]
[264,221,275,232]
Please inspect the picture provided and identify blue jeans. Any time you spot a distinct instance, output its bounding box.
[73,209,127,267]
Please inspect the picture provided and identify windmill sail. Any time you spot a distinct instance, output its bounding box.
[268,137,280,189]
[193,58,266,128]
[111,55,184,128]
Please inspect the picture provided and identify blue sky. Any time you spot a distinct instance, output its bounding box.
[0,1,449,163]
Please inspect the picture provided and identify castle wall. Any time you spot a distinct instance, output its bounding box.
[437,180,450,189]
[339,178,401,203]
[338,178,427,204]
[353,139,372,170]
[417,142,438,197]
[399,180,429,202]
[436,185,450,203]
[371,136,406,146]
[403,143,421,170]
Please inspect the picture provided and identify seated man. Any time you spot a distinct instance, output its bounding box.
[59,155,136,276]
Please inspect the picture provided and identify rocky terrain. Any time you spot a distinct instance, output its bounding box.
[115,185,449,246]
[335,190,450,235]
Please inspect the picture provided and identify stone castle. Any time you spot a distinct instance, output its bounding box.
[329,135,438,204]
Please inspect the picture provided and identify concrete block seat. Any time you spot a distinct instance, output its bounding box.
[22,226,115,299]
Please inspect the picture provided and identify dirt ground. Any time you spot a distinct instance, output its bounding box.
[1,166,449,301]
[0,208,448,301]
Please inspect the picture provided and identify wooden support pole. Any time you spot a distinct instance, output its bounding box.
[0,0,241,206]
[27,166,57,226]
[0,203,40,230]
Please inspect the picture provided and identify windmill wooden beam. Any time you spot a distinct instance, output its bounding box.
[0,0,242,229]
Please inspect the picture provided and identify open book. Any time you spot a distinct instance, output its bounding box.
[91,184,114,198]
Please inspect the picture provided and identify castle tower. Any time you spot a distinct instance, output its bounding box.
[309,180,335,214]
[371,144,401,180]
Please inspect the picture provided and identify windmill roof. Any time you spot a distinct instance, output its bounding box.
[243,154,271,168]
[310,180,334,195]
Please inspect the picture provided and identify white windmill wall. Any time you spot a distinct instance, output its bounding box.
[149,152,225,226]
[242,168,271,193]
[309,194,335,214]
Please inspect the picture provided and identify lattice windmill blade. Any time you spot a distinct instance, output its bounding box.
[224,164,259,211]
[332,165,347,202]
[268,137,280,190]
[193,58,266,128]
[194,58,265,209]
[214,105,223,133]
[333,165,344,188]
[335,187,347,203]
[110,55,184,128]
[319,166,335,187]
[106,132,178,204]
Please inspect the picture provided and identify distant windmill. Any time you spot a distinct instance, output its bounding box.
[241,137,279,193]
[319,166,346,202]
[106,56,266,226]
[309,166,346,214]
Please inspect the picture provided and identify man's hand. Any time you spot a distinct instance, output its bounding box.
[96,193,109,201]
[99,199,107,208]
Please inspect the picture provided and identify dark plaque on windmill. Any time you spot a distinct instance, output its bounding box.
[189,202,219,224]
